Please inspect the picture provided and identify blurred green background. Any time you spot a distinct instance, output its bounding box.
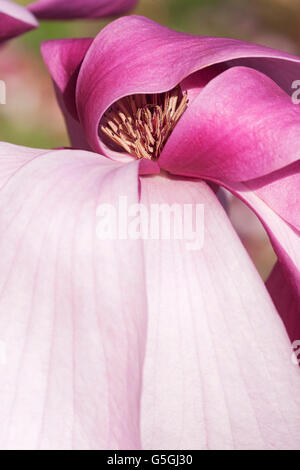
[1,0,300,278]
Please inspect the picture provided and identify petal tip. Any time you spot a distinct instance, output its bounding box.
[0,0,38,41]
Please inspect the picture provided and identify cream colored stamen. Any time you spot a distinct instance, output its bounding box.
[100,86,188,161]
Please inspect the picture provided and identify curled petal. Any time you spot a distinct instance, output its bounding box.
[41,38,93,120]
[28,0,137,20]
[74,15,300,155]
[0,0,38,42]
[267,262,300,344]
[0,143,146,449]
[160,66,300,181]
[245,161,300,232]
[140,174,300,450]
[41,38,93,150]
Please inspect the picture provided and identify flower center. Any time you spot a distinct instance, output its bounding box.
[100,86,188,161]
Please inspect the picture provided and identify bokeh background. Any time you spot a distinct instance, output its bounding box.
[1,0,299,279]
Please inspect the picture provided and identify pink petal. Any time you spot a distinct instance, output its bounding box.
[28,0,137,20]
[193,168,300,345]
[0,0,38,42]
[75,15,300,155]
[140,174,300,450]
[54,90,92,151]
[41,38,93,120]
[160,66,300,181]
[0,143,146,449]
[41,38,93,150]
[245,161,300,231]
[157,74,300,348]
[0,142,50,188]
[226,180,300,346]
[267,262,300,344]
[1,143,299,449]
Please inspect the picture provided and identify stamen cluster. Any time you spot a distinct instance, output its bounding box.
[100,86,188,160]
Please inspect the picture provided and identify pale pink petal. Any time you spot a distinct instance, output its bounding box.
[0,143,146,449]
[28,0,137,20]
[1,143,299,449]
[0,142,50,188]
[0,0,38,41]
[224,180,300,346]
[140,174,300,450]
[189,165,300,345]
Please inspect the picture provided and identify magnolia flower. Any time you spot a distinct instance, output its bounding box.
[0,0,137,42]
[0,15,299,450]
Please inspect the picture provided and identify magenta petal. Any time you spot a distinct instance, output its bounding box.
[245,161,300,231]
[41,38,93,149]
[41,38,92,119]
[28,0,137,20]
[160,66,300,181]
[267,262,300,344]
[0,143,146,449]
[140,175,300,450]
[76,15,300,155]
[0,0,38,42]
